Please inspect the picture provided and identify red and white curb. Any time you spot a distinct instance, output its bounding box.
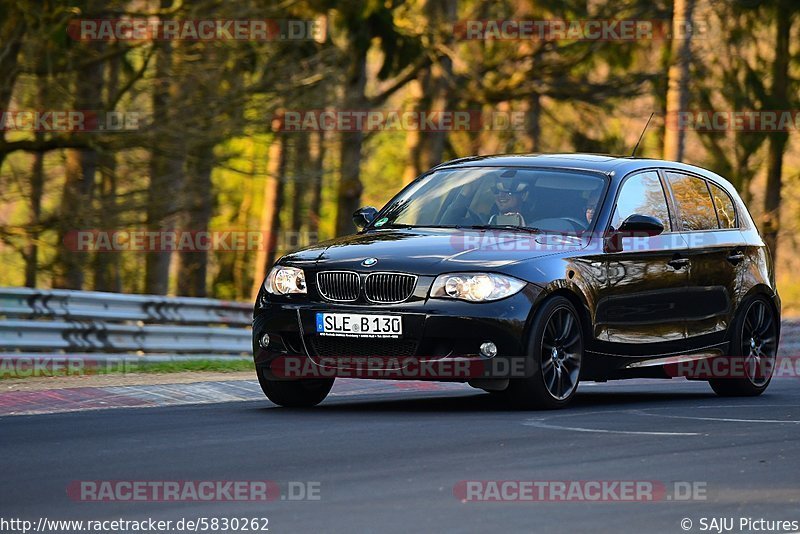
[0,379,473,417]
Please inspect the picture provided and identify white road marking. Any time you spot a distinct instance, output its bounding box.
[628,407,800,424]
[522,418,702,436]
[522,409,703,436]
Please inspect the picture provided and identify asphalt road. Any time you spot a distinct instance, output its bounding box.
[3,377,800,534]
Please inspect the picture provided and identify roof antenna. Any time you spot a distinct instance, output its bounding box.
[631,112,655,158]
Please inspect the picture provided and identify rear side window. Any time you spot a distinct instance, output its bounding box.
[709,182,737,229]
[666,172,718,231]
[611,171,671,231]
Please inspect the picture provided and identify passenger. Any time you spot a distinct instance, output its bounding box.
[585,192,600,225]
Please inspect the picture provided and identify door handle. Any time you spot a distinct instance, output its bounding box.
[668,257,690,270]
[727,251,745,265]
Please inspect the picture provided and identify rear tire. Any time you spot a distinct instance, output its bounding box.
[257,368,334,407]
[709,295,778,397]
[501,296,583,409]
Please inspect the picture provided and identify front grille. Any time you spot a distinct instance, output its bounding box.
[309,336,418,359]
[317,271,360,302]
[365,273,417,303]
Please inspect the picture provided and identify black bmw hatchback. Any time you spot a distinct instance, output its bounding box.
[253,154,781,409]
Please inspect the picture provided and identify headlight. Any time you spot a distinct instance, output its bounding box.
[264,266,307,295]
[430,273,526,302]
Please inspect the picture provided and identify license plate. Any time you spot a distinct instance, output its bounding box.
[315,313,402,338]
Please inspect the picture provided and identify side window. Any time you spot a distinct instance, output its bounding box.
[709,182,737,229]
[666,173,718,231]
[611,171,671,231]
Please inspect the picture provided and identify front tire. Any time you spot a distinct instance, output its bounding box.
[709,295,778,397]
[502,296,583,409]
[257,368,334,407]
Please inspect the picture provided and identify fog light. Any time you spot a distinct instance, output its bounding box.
[259,333,271,348]
[479,342,497,359]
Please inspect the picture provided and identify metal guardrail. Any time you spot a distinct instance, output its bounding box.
[0,287,797,363]
[0,288,252,360]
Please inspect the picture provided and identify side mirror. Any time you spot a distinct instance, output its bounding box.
[618,214,665,237]
[605,214,664,252]
[353,206,378,231]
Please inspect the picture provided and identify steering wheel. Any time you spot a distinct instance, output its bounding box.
[531,216,587,233]
[558,216,587,232]
[462,207,484,225]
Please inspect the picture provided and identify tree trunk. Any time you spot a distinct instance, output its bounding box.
[419,0,455,169]
[0,9,25,172]
[307,130,325,235]
[251,134,287,300]
[663,0,695,162]
[145,25,185,295]
[92,152,121,292]
[25,79,46,288]
[524,92,541,153]
[291,134,308,234]
[93,53,121,292]
[25,145,43,288]
[402,0,455,184]
[402,78,425,185]
[232,167,257,300]
[53,41,104,289]
[335,46,367,237]
[762,5,792,262]
[177,145,214,297]
[53,155,98,289]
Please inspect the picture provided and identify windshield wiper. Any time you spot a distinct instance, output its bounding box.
[371,222,416,229]
[458,224,541,234]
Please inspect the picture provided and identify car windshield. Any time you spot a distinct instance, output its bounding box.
[371,166,607,233]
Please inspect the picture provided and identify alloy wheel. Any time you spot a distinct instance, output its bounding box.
[540,306,582,400]
[741,299,778,387]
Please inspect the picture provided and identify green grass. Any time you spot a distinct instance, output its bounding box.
[0,358,255,380]
[126,359,255,374]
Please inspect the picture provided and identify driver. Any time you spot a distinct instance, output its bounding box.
[489,178,528,226]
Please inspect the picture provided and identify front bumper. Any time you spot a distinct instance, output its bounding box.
[253,284,543,381]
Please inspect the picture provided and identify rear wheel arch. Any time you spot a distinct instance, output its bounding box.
[730,284,781,343]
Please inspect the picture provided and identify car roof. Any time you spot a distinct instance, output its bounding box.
[434,153,734,189]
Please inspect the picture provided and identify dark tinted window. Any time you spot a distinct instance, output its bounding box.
[666,173,718,231]
[709,182,737,229]
[383,167,606,233]
[611,171,671,231]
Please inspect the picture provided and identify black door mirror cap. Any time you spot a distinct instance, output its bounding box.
[604,214,665,252]
[353,206,379,231]
[618,214,665,237]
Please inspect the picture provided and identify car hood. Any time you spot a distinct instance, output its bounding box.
[280,228,588,275]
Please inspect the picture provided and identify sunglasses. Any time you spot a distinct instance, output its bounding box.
[493,189,520,197]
